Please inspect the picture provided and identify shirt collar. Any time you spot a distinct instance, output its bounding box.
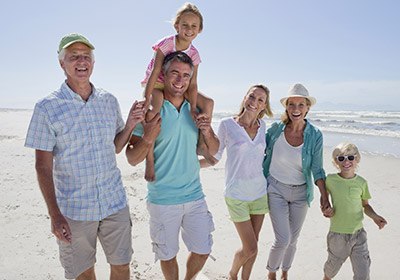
[61,81,97,102]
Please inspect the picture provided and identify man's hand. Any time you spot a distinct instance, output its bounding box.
[51,212,72,243]
[125,100,146,131]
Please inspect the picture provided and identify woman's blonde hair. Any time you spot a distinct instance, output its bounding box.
[237,84,273,119]
[173,2,204,31]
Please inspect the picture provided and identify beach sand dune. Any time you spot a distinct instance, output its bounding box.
[1,110,399,279]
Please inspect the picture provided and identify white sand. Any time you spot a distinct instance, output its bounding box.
[1,109,399,279]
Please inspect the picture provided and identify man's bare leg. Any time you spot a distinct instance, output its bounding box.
[76,266,96,280]
[184,252,209,280]
[110,264,130,280]
[160,257,179,280]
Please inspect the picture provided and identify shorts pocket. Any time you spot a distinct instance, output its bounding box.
[149,221,168,260]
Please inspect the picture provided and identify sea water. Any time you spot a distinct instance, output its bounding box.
[213,110,400,159]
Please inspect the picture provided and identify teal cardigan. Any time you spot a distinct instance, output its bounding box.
[263,120,326,206]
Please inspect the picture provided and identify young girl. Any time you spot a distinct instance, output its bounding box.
[322,142,387,280]
[201,84,273,280]
[141,2,214,181]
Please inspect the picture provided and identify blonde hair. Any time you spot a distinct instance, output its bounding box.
[280,98,311,124]
[332,142,361,170]
[237,84,273,119]
[173,2,204,31]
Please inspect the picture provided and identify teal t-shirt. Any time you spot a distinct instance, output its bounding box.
[326,173,371,234]
[134,100,203,205]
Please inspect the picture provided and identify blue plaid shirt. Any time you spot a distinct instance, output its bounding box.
[25,82,127,221]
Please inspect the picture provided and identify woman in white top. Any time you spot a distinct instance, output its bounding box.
[201,84,273,280]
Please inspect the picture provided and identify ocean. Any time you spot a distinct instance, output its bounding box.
[212,110,400,159]
[7,108,398,159]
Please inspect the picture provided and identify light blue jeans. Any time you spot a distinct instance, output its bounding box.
[266,176,308,272]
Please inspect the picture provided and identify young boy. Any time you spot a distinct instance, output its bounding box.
[322,142,387,280]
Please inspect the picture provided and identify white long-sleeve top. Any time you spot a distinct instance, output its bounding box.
[215,117,268,201]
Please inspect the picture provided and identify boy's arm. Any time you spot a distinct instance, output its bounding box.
[187,65,199,119]
[315,178,331,212]
[144,49,165,109]
[362,200,387,229]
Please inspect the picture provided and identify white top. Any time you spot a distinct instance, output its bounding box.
[215,117,267,201]
[269,133,305,185]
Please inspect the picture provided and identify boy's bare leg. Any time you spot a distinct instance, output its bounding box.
[144,89,163,182]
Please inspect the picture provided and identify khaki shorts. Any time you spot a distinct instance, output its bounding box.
[58,206,133,279]
[225,195,269,222]
[324,228,370,279]
[147,198,214,262]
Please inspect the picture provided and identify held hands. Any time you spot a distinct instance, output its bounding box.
[322,207,334,218]
[126,100,146,130]
[195,113,212,136]
[320,196,333,217]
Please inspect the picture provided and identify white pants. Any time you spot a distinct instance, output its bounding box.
[266,176,308,272]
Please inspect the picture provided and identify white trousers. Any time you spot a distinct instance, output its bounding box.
[266,176,308,272]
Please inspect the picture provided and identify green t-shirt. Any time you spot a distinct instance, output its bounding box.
[326,173,371,234]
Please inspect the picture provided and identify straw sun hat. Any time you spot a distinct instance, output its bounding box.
[280,83,316,107]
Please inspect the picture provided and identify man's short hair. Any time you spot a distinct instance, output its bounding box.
[162,51,194,75]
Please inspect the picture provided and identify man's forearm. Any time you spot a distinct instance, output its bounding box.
[125,137,152,166]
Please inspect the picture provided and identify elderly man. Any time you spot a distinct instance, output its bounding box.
[25,33,145,279]
[126,51,219,280]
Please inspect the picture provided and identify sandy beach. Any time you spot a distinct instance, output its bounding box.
[1,109,399,279]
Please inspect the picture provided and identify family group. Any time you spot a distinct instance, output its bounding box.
[25,3,386,280]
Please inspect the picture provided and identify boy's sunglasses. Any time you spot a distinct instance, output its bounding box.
[336,155,356,162]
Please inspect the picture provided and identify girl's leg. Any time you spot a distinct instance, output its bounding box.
[145,89,163,182]
[229,215,264,280]
[195,91,217,165]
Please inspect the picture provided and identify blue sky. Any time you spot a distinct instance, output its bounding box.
[1,0,399,111]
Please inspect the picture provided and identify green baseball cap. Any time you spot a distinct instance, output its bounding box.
[58,33,95,53]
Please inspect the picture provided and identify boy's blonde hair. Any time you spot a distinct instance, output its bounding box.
[332,142,361,169]
[173,2,204,31]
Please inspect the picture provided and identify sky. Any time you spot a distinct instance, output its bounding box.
[1,0,399,112]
